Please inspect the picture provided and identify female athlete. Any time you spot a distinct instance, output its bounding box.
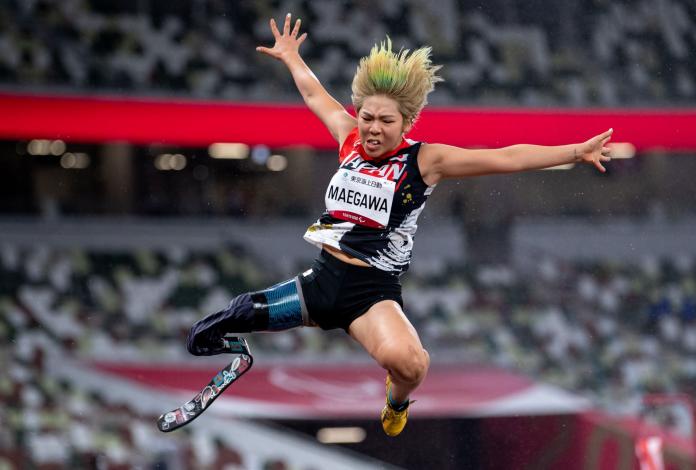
[186,13,613,437]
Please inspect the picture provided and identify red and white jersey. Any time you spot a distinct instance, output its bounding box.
[304,128,436,273]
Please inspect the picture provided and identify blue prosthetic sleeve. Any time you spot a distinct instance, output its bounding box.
[254,278,304,331]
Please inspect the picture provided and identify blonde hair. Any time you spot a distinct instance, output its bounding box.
[351,37,443,125]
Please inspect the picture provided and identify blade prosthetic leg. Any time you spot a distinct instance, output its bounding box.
[157,337,253,432]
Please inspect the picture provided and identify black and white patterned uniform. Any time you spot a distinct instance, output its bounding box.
[304,128,436,274]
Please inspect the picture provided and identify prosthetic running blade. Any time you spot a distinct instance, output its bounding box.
[157,337,253,432]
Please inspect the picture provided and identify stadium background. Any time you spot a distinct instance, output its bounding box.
[1,0,696,468]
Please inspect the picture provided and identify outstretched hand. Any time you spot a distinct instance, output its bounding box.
[577,128,613,173]
[256,13,307,61]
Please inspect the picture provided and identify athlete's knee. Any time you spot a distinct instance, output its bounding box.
[377,343,430,385]
[421,348,431,372]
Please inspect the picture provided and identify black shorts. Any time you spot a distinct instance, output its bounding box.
[298,250,404,331]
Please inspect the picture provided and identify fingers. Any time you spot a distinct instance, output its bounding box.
[271,14,302,41]
[270,18,281,39]
[584,129,613,173]
[283,13,291,35]
[291,18,301,37]
[595,144,612,171]
[265,14,303,56]
[600,128,613,143]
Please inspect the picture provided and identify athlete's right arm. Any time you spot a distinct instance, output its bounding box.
[256,13,356,145]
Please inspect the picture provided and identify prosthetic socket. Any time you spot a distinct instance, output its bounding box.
[187,278,305,356]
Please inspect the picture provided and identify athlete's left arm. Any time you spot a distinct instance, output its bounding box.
[419,128,613,185]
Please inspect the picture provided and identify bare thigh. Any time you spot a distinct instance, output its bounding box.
[348,300,424,365]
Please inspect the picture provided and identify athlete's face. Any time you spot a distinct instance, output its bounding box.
[357,95,412,159]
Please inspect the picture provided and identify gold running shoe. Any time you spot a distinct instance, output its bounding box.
[381,375,411,437]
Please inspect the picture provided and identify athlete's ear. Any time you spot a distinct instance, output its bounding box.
[402,117,414,135]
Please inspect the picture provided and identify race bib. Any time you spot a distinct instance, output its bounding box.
[325,169,395,228]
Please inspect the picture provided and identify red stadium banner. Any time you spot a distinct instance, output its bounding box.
[2,93,696,151]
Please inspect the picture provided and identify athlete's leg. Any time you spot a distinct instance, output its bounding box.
[348,300,430,405]
[187,277,311,356]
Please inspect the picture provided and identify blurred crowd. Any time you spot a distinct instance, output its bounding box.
[2,241,696,466]
[403,255,696,422]
[0,244,308,469]
[0,0,694,106]
[0,358,234,470]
